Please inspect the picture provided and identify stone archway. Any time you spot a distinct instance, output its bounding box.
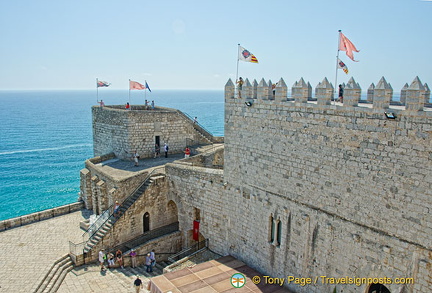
[166,200,179,224]
[367,283,391,293]
[143,212,150,233]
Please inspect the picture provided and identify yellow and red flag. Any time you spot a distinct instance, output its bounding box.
[238,46,258,63]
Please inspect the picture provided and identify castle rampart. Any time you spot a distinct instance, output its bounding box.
[92,106,213,160]
[220,76,431,292]
[84,79,431,292]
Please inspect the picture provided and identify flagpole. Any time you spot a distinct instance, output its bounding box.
[128,79,131,105]
[236,44,241,98]
[145,80,147,102]
[96,78,99,102]
[334,30,342,105]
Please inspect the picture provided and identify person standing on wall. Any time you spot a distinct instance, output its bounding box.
[236,77,244,98]
[164,143,169,158]
[338,84,344,103]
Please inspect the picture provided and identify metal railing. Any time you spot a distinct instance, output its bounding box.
[82,166,165,244]
[108,222,180,254]
[176,110,215,142]
[168,238,209,263]
[69,240,85,256]
[70,166,165,257]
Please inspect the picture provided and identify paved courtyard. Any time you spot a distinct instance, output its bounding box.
[0,210,149,293]
[0,211,88,293]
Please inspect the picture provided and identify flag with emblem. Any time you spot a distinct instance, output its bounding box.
[238,45,258,63]
[337,58,349,74]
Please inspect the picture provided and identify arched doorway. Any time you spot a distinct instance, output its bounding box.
[143,212,150,233]
[367,283,391,293]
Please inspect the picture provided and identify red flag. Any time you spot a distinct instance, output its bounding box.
[339,32,360,62]
[130,80,145,90]
[193,220,200,241]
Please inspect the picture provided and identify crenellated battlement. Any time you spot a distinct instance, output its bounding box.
[226,76,431,118]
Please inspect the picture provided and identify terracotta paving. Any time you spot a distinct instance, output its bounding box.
[148,256,292,293]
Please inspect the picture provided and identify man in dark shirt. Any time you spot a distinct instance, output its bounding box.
[338,84,344,103]
[134,276,143,292]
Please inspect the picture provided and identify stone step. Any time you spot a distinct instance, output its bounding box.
[43,260,73,293]
[34,255,70,293]
[106,268,132,288]
[50,264,73,293]
[35,255,73,293]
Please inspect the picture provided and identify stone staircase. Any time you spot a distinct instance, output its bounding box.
[176,110,215,144]
[102,260,171,290]
[34,254,74,293]
[83,176,158,254]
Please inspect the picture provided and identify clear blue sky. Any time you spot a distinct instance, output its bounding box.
[0,0,431,91]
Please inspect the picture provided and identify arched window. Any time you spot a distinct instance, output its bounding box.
[276,218,282,246]
[268,214,274,243]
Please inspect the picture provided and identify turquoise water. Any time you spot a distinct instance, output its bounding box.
[0,90,224,221]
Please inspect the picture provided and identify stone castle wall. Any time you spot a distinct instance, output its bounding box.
[219,78,431,292]
[163,78,431,292]
[86,80,431,292]
[92,106,210,160]
[82,175,181,264]
[80,157,150,215]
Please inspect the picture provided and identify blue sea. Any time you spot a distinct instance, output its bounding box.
[0,89,224,221]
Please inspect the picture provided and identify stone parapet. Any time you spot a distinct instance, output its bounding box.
[315,77,333,105]
[0,202,84,231]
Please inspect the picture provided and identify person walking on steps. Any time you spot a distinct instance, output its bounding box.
[134,275,143,293]
[145,253,153,273]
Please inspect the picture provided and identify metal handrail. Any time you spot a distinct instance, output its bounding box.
[108,222,179,255]
[176,110,215,141]
[82,166,165,245]
[168,239,209,263]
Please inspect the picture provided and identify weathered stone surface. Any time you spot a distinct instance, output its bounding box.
[85,78,432,293]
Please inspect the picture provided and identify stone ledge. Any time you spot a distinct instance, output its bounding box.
[0,201,84,232]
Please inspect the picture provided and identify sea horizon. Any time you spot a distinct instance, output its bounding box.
[0,88,408,221]
[0,89,224,221]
